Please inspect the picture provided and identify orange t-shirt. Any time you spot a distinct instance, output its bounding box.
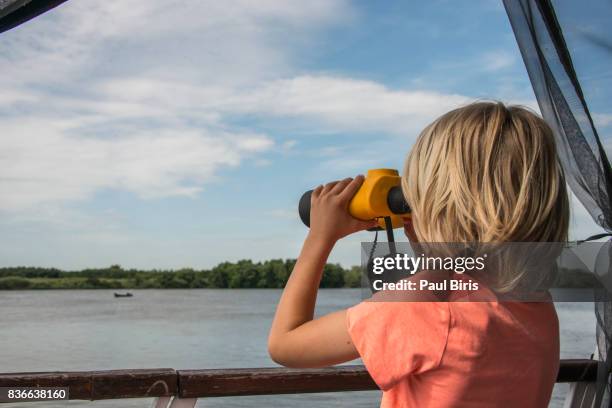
[346,299,559,407]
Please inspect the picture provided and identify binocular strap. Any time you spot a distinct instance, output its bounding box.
[384,216,397,253]
[366,216,397,268]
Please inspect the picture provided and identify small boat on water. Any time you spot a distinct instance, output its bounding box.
[114,292,133,298]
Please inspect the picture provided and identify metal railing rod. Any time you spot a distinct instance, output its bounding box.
[0,359,598,402]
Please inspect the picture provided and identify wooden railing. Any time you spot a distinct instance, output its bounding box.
[0,359,598,403]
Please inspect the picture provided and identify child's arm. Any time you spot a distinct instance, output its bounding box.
[268,176,377,368]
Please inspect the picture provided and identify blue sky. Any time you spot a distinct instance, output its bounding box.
[0,0,609,270]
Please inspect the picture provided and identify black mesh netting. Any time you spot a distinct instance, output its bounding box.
[0,0,67,34]
[504,0,612,405]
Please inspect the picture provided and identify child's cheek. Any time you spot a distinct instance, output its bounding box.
[403,217,417,241]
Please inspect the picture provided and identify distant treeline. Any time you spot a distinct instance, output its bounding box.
[0,260,362,290]
[0,261,599,290]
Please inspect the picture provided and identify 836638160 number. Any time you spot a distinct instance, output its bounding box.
[0,387,69,402]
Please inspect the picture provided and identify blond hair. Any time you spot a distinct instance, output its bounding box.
[403,101,569,244]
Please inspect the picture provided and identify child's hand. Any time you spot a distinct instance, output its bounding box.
[308,175,379,244]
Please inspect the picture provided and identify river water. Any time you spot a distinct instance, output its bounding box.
[0,289,596,407]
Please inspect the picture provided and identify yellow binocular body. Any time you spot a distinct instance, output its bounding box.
[349,169,410,229]
[299,168,411,229]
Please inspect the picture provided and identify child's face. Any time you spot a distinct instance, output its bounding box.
[403,217,418,242]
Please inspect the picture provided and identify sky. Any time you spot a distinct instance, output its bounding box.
[0,0,609,270]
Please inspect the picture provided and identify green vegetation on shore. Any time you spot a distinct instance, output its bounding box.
[0,260,362,290]
[0,261,598,290]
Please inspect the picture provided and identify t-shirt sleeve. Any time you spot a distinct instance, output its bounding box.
[346,300,450,390]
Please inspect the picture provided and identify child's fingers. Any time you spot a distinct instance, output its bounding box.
[321,180,341,194]
[330,178,352,195]
[338,175,364,202]
[312,184,324,199]
[354,218,379,232]
[365,219,379,229]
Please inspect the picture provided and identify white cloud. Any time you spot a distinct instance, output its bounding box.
[1,0,355,211]
[96,75,473,135]
[220,76,472,133]
[593,113,612,128]
[1,0,353,85]
[0,119,271,211]
[480,50,516,71]
[0,0,481,213]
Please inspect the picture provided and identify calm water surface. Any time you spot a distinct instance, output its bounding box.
[0,290,596,407]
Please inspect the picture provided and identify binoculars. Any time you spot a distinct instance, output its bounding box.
[298,169,411,230]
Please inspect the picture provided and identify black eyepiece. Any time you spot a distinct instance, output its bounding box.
[387,186,410,214]
[298,190,313,227]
